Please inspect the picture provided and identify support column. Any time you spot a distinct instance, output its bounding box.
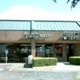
[63,44,67,61]
[31,39,35,57]
[53,43,56,57]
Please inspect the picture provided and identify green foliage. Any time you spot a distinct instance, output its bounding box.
[33,57,58,67]
[69,56,80,65]
[53,0,80,9]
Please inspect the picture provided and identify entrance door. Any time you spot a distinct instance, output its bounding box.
[66,44,74,61]
[45,44,53,57]
[36,45,45,57]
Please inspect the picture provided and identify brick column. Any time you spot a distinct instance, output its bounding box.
[31,39,35,57]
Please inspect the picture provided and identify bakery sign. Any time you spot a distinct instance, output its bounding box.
[24,32,51,38]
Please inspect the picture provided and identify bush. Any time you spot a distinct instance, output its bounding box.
[69,56,80,65]
[33,57,58,67]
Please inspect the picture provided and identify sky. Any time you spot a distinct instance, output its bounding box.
[0,0,80,20]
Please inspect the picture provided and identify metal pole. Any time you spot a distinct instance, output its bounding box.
[6,54,7,63]
[30,21,32,34]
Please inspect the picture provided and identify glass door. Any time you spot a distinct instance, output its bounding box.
[36,44,45,57]
[66,44,73,61]
[45,44,53,57]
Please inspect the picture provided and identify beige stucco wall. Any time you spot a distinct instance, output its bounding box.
[74,44,80,56]
[0,30,80,43]
[0,31,31,43]
[0,31,63,43]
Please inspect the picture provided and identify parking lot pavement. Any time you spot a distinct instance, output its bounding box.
[0,62,80,80]
[0,71,80,80]
[0,64,14,71]
[7,62,80,72]
[0,62,80,72]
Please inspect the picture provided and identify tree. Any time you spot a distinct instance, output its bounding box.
[53,0,80,9]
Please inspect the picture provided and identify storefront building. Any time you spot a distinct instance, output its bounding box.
[0,20,80,62]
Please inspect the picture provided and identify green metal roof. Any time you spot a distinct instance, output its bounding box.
[32,20,80,31]
[0,19,80,31]
[0,20,31,30]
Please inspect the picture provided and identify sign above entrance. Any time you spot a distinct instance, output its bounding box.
[63,31,80,40]
[24,32,51,38]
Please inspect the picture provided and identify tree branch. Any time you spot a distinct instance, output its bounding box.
[67,0,70,3]
[53,0,80,9]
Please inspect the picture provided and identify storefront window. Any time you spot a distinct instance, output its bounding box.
[0,44,7,57]
[45,44,53,57]
[7,43,31,62]
[36,44,45,57]
[36,44,53,57]
[54,44,62,57]
[0,44,7,53]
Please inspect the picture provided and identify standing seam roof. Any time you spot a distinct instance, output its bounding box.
[61,22,66,30]
[55,22,61,30]
[0,20,80,31]
[65,22,72,30]
[49,22,52,30]
[67,22,74,30]
[46,22,50,30]
[0,20,31,30]
[52,22,56,30]
[70,23,77,30]
[74,23,80,30]
[57,22,63,30]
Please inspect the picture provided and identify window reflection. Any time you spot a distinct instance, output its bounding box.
[0,44,7,57]
[54,44,62,57]
[36,44,53,57]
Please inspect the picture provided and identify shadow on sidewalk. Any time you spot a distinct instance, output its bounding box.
[63,62,71,65]
[23,63,33,68]
[63,62,76,66]
[63,62,80,66]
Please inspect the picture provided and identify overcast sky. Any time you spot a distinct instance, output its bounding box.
[0,0,80,20]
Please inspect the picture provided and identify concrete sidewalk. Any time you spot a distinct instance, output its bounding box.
[0,62,80,72]
[33,62,80,72]
[52,62,80,72]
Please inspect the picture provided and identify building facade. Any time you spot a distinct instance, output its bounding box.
[0,20,80,62]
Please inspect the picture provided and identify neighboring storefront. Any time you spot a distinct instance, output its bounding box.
[0,20,80,62]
